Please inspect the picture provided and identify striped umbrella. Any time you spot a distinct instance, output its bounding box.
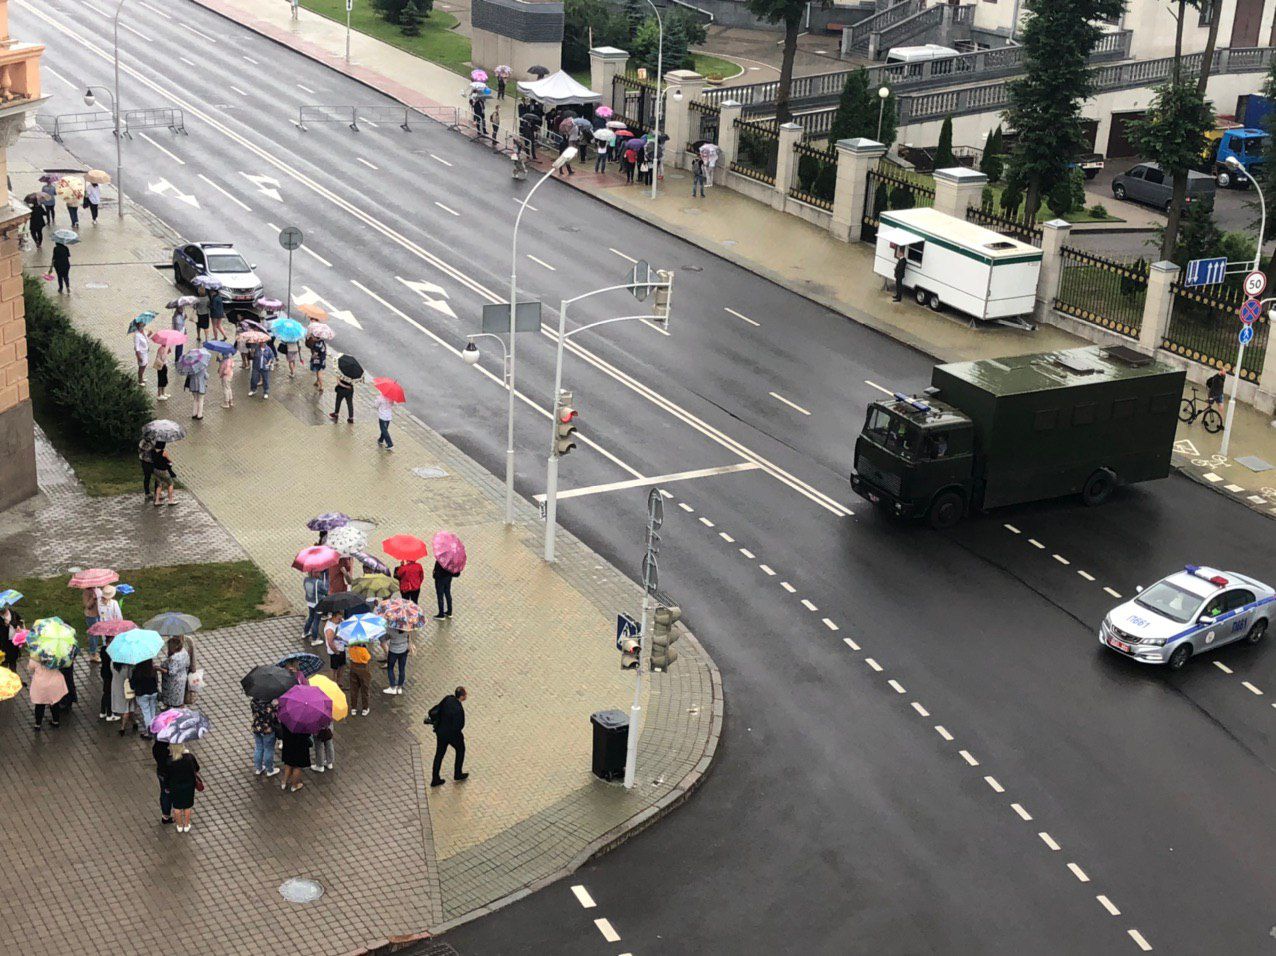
[337,613,387,645]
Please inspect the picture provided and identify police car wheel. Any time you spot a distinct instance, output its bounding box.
[1167,645,1191,670]
[1081,468,1116,506]
[927,491,963,530]
[1246,619,1268,645]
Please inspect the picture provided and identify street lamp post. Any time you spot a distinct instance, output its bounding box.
[83,2,126,218]
[345,0,353,62]
[877,85,890,142]
[643,0,663,200]
[1220,155,1266,458]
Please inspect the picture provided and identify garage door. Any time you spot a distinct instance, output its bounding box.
[1107,111,1146,158]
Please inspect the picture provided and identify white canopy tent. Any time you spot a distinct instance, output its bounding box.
[515,70,603,107]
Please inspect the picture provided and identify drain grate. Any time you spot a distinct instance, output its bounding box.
[279,878,324,903]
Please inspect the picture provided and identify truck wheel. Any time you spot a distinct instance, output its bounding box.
[914,286,928,306]
[927,491,964,530]
[927,292,942,311]
[1216,170,1231,188]
[1081,468,1116,506]
[1113,183,1126,200]
[1167,644,1192,670]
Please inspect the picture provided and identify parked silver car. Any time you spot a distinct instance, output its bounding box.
[1111,162,1216,213]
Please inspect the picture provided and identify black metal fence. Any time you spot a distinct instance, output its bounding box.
[689,99,719,145]
[860,163,936,242]
[1053,247,1147,337]
[1164,282,1268,384]
[730,118,780,185]
[790,141,838,211]
[611,73,662,136]
[966,204,1044,247]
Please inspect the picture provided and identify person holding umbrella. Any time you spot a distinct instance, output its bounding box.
[250,695,281,778]
[132,657,160,738]
[323,610,347,687]
[374,377,404,451]
[151,441,176,507]
[49,231,73,294]
[394,557,424,604]
[39,178,57,226]
[248,339,276,400]
[28,195,46,249]
[165,743,201,833]
[28,656,67,730]
[152,735,173,824]
[131,317,149,384]
[85,178,101,223]
[303,569,328,647]
[217,350,236,409]
[160,635,190,708]
[307,330,328,392]
[183,353,209,421]
[110,659,136,735]
[329,354,362,424]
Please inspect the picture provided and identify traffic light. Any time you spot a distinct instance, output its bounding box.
[618,636,640,669]
[553,389,578,457]
[650,604,681,671]
[652,270,674,328]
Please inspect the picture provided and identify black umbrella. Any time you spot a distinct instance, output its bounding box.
[144,611,201,636]
[337,354,364,379]
[241,665,295,702]
[528,65,550,77]
[316,592,370,614]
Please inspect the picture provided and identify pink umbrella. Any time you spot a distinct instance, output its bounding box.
[88,619,137,637]
[278,683,334,734]
[306,322,335,341]
[150,329,187,347]
[11,628,27,647]
[293,545,341,573]
[238,330,271,344]
[432,531,467,574]
[256,297,284,312]
[596,106,614,118]
[149,708,182,735]
[471,68,488,82]
[68,568,118,589]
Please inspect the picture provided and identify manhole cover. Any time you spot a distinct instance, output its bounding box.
[279,878,324,903]
[681,207,703,215]
[1236,455,1273,473]
[412,466,450,480]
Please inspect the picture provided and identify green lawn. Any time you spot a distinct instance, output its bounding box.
[694,53,744,82]
[301,0,471,75]
[984,180,1123,224]
[30,378,140,497]
[6,561,278,640]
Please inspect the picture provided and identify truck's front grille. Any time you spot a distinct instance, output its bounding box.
[856,455,902,495]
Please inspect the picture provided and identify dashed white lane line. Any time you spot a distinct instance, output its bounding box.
[1003,523,1021,534]
[1068,862,1090,883]
[888,679,906,694]
[571,885,596,908]
[136,0,174,18]
[719,531,735,543]
[357,157,379,170]
[1052,554,1070,565]
[959,750,979,767]
[698,516,715,528]
[1027,538,1045,549]
[594,918,621,943]
[911,701,929,717]
[1243,681,1263,695]
[179,56,197,67]
[1039,832,1061,851]
[1077,570,1095,582]
[759,564,775,576]
[610,247,637,263]
[1097,895,1120,916]
[1011,803,1033,821]
[300,244,332,267]
[678,502,694,512]
[843,637,861,651]
[1214,661,1233,674]
[801,599,818,611]
[184,24,217,42]
[984,776,1004,793]
[1128,928,1152,951]
[769,391,811,416]
[822,618,838,631]
[739,548,755,559]
[430,153,454,167]
[241,54,258,64]
[865,658,883,672]
[230,85,249,97]
[138,132,186,165]
[196,174,251,212]
[1104,587,1123,599]
[297,83,316,94]
[935,725,953,741]
[864,379,893,396]
[780,581,796,593]
[527,254,556,271]
[435,202,460,217]
[725,306,760,327]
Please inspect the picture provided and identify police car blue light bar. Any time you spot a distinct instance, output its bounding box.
[1184,565,1228,586]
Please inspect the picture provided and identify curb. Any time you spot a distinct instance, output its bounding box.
[1172,451,1276,521]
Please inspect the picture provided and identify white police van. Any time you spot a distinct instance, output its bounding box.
[1099,565,1274,670]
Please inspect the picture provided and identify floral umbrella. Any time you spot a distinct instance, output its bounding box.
[471,69,488,82]
[376,597,427,631]
[153,707,211,743]
[353,551,391,575]
[307,512,350,533]
[306,322,335,341]
[87,619,137,637]
[0,589,23,609]
[0,666,21,702]
[68,568,118,589]
[29,617,78,668]
[324,525,368,556]
[351,574,396,599]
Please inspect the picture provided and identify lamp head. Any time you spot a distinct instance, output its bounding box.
[1226,155,1242,168]
[83,89,96,107]
[462,342,481,366]
[878,86,890,99]
[552,146,579,169]
[673,88,683,101]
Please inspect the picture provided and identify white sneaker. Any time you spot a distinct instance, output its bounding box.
[106,715,121,722]
[361,708,369,716]
[311,765,325,773]
[309,639,323,646]
[326,762,334,770]
[383,687,397,695]
[255,769,263,776]
[265,768,280,777]
[396,687,405,695]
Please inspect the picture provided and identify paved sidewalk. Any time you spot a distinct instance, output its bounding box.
[11,130,721,950]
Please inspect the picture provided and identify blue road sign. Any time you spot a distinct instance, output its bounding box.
[1241,297,1262,325]
[616,613,639,649]
[1185,256,1227,287]
[1241,325,1255,345]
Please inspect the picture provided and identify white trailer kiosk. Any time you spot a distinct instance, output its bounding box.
[873,207,1042,327]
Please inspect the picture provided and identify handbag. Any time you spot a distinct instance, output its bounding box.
[123,678,135,700]
[194,772,205,793]
[186,669,205,690]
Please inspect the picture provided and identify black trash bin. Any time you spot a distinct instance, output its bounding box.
[590,709,629,781]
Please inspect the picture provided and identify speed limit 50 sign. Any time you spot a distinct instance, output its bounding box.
[1244,270,1267,298]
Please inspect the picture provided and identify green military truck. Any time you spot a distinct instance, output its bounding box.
[850,345,1185,528]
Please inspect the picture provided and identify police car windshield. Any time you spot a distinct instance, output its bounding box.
[1134,580,1202,624]
[206,253,250,274]
[865,407,921,457]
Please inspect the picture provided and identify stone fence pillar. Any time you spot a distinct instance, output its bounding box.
[590,47,629,112]
[716,100,742,184]
[771,122,804,211]
[663,70,707,170]
[932,166,987,218]
[1035,219,1071,321]
[1139,261,1179,354]
[830,137,887,242]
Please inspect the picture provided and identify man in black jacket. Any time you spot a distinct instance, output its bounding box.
[425,686,468,786]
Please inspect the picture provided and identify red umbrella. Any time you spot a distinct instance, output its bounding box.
[373,378,406,403]
[68,568,118,589]
[382,534,428,561]
[292,545,341,573]
[87,619,137,637]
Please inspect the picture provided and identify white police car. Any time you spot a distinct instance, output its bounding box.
[1100,565,1274,669]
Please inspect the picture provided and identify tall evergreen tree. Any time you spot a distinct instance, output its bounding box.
[398,0,424,36]
[1129,79,1213,256]
[934,116,954,169]
[1256,58,1276,242]
[980,125,1003,182]
[828,69,871,144]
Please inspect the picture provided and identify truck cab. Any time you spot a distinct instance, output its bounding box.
[851,394,976,528]
[1208,127,1268,187]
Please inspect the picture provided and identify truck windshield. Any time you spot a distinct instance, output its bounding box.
[1238,135,1269,158]
[1134,581,1202,624]
[864,407,921,457]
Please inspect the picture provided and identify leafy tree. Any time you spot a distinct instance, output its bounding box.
[630,13,694,75]
[876,89,898,150]
[1000,164,1024,217]
[980,126,1003,182]
[746,0,830,123]
[398,0,425,36]
[673,9,708,48]
[1045,176,1074,218]
[563,0,627,73]
[1005,0,1124,217]
[623,0,645,40]
[934,116,954,169]
[1255,57,1276,241]
[1172,196,1223,267]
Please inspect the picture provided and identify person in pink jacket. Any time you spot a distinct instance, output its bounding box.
[28,658,68,731]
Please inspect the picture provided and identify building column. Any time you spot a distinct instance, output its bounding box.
[1035,219,1071,321]
[932,166,987,218]
[830,137,887,242]
[716,100,742,185]
[589,46,629,112]
[0,226,35,511]
[663,69,707,171]
[1139,260,1178,354]
[772,122,803,211]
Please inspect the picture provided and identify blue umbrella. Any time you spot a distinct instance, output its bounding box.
[115,583,135,595]
[338,613,387,645]
[105,628,164,665]
[204,340,236,357]
[0,588,22,608]
[52,229,79,245]
[277,652,323,677]
[269,318,306,343]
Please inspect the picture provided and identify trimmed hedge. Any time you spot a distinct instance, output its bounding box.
[22,274,153,454]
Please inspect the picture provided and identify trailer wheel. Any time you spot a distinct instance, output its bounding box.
[914,286,928,306]
[1081,467,1116,506]
[927,292,942,311]
[927,491,964,530]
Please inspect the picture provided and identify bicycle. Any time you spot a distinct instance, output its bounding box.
[1179,386,1223,433]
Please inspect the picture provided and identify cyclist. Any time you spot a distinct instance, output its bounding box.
[1206,365,1227,408]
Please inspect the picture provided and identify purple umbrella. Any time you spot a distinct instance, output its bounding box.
[354,551,392,575]
[176,348,211,373]
[237,318,268,334]
[625,137,647,153]
[306,512,350,533]
[278,684,333,734]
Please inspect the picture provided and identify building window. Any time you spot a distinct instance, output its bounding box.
[1198,0,1214,27]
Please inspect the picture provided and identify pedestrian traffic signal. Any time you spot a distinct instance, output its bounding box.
[650,604,681,671]
[652,270,674,328]
[618,636,640,669]
[553,389,578,457]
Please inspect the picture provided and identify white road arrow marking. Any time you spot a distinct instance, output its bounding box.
[239,172,283,202]
[395,276,457,319]
[147,178,199,208]
[293,287,364,330]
